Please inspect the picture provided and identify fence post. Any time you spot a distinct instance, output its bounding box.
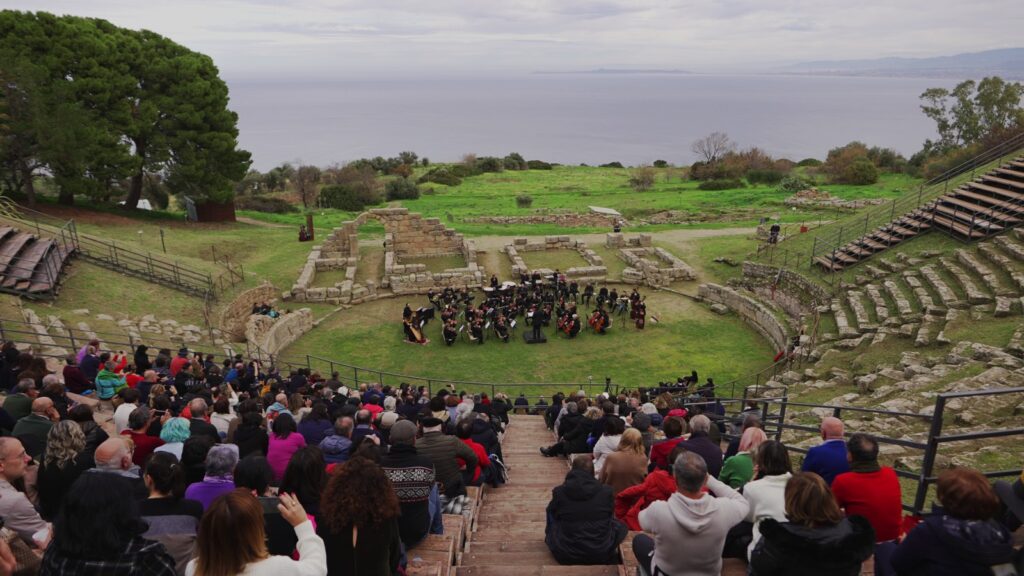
[775,390,788,441]
[0,319,4,341]
[810,237,818,266]
[915,396,947,513]
[67,326,77,351]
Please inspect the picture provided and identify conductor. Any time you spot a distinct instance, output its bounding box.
[532,306,548,341]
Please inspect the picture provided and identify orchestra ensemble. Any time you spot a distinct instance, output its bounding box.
[401,270,655,346]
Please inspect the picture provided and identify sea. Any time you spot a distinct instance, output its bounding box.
[226,73,946,172]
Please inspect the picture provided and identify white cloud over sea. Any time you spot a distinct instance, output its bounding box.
[2,0,1021,79]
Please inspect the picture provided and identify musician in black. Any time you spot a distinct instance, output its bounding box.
[582,283,594,305]
[532,306,547,340]
[568,281,579,303]
[597,286,609,308]
[402,303,413,321]
[443,319,458,346]
[490,274,499,288]
[494,315,510,343]
[470,318,485,344]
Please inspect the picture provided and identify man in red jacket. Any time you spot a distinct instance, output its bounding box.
[831,433,902,542]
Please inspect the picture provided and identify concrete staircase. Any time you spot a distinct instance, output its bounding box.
[815,157,1024,272]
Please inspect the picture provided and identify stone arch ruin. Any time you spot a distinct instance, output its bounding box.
[290,208,483,303]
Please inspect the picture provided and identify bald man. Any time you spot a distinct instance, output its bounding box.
[86,437,148,500]
[11,397,57,458]
[0,438,49,545]
[801,416,850,484]
[187,398,221,444]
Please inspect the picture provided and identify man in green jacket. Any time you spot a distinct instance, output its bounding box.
[3,379,36,422]
[11,398,57,458]
[416,416,478,498]
[95,361,127,405]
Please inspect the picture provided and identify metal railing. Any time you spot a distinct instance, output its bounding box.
[808,132,1024,269]
[677,386,1024,514]
[0,203,219,299]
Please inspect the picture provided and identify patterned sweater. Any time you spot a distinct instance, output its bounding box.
[380,444,436,547]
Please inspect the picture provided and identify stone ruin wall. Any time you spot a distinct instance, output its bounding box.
[245,308,313,356]
[698,283,792,352]
[504,236,607,283]
[219,282,279,342]
[740,262,831,321]
[618,246,697,287]
[290,208,482,303]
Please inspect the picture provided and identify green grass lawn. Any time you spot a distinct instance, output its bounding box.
[521,249,589,271]
[281,289,774,396]
[401,254,467,273]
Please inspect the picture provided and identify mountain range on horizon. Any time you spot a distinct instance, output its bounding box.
[786,47,1024,79]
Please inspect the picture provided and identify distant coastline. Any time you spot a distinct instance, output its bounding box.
[532,68,693,75]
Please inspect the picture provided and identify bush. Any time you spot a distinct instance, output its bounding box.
[320,183,382,211]
[449,164,476,178]
[476,157,505,173]
[698,179,744,191]
[653,159,668,168]
[599,162,624,168]
[777,175,809,194]
[629,166,656,192]
[235,196,298,214]
[390,163,413,178]
[746,169,786,185]
[516,194,533,208]
[385,177,421,201]
[526,160,553,170]
[417,167,462,187]
[797,158,822,167]
[843,158,879,185]
[503,152,528,170]
[824,142,871,184]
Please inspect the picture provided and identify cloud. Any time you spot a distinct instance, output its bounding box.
[1,0,1020,77]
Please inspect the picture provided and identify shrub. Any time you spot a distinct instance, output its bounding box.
[516,194,533,208]
[599,162,624,168]
[825,142,871,184]
[690,160,744,181]
[653,159,668,168]
[526,160,553,170]
[629,166,656,192]
[843,158,879,185]
[449,164,476,178]
[421,157,430,166]
[390,163,413,178]
[320,182,382,211]
[698,179,744,191]
[234,196,298,214]
[777,175,809,194]
[797,158,822,167]
[385,177,421,201]
[476,156,504,173]
[417,167,462,187]
[746,169,786,185]
[503,152,528,170]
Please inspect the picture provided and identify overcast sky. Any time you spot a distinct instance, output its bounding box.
[2,0,1022,79]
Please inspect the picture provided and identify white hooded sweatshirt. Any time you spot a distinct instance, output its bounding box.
[638,476,750,576]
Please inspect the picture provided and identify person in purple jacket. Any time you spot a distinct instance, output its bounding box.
[800,416,850,485]
[184,444,238,510]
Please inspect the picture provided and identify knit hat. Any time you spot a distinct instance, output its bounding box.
[632,412,651,431]
[390,420,417,445]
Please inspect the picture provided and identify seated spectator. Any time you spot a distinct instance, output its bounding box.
[189,490,327,576]
[267,413,306,483]
[112,388,141,434]
[185,444,239,510]
[675,414,723,478]
[546,457,627,565]
[62,355,90,395]
[470,410,502,461]
[234,411,269,459]
[209,396,236,439]
[318,416,353,465]
[541,404,597,457]
[186,399,220,444]
[831,433,902,542]
[297,403,333,446]
[648,416,687,471]
[181,436,215,487]
[417,416,477,498]
[750,472,875,575]
[234,455,301,556]
[742,440,793,560]
[4,378,36,421]
[68,404,107,463]
[88,437,148,500]
[350,409,382,448]
[725,413,762,459]
[317,455,402,575]
[801,416,849,485]
[720,426,768,489]
[630,412,654,455]
[139,453,203,575]
[615,444,688,531]
[121,407,164,467]
[37,421,93,522]
[888,468,1017,576]
[456,418,492,487]
[41,473,177,575]
[380,420,440,548]
[633,452,749,576]
[79,346,101,383]
[0,437,48,546]
[592,416,625,478]
[39,376,70,421]
[279,446,326,521]
[154,417,191,460]
[95,360,127,405]
[599,428,648,495]
[12,397,58,458]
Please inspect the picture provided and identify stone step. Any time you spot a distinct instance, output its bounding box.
[902,272,938,312]
[863,284,892,325]
[940,258,993,305]
[883,279,918,320]
[919,265,964,309]
[956,248,1016,297]
[844,290,876,332]
[979,243,1024,293]
[830,300,860,338]
[994,235,1024,262]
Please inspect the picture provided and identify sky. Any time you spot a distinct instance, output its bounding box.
[2,0,1022,80]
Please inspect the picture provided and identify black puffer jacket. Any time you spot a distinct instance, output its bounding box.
[562,418,594,454]
[545,469,627,565]
[750,516,875,576]
[557,412,582,439]
[890,514,1017,576]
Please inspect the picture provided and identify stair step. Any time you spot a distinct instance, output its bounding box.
[963,180,1024,201]
[455,566,622,576]
[980,173,1024,190]
[938,196,1022,223]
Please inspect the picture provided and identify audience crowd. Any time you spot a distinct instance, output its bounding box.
[0,342,1018,576]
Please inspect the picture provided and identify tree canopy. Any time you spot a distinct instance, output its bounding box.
[0,10,250,207]
[919,76,1024,153]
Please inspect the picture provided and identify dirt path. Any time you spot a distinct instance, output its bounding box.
[469,226,755,251]
[236,216,288,228]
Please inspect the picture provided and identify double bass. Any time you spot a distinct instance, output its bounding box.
[588,308,610,334]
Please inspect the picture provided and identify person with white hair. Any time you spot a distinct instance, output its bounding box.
[184,444,239,510]
[87,437,148,499]
[676,415,724,478]
[0,437,49,545]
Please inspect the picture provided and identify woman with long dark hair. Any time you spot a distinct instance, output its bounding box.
[41,474,177,575]
[139,452,203,575]
[317,455,402,575]
[279,446,327,520]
